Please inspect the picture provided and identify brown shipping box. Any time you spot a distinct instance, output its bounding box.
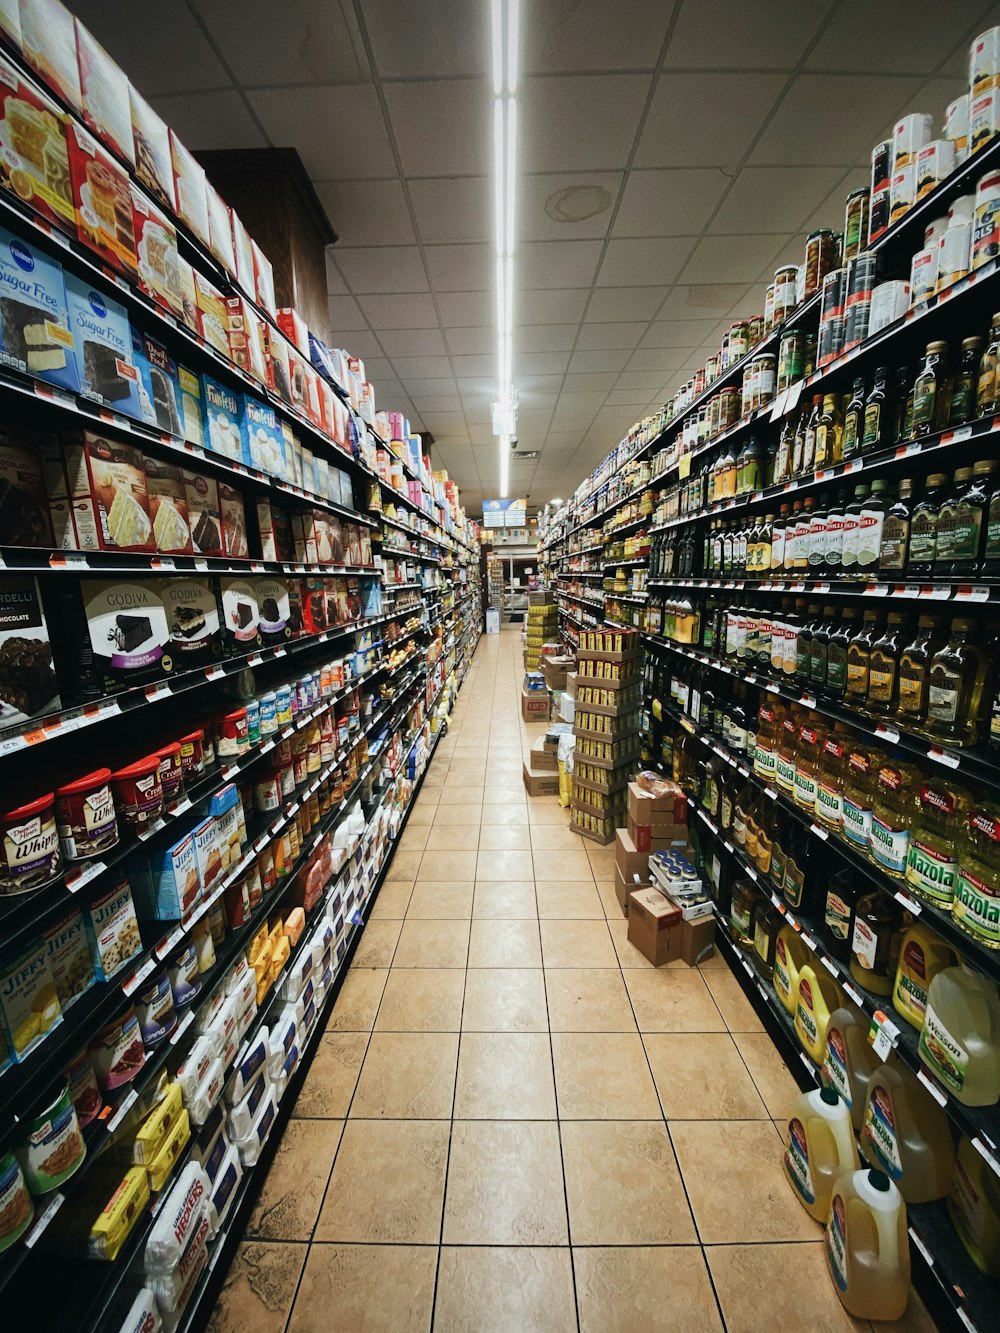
[521,684,550,722]
[523,758,560,796]
[627,889,683,966]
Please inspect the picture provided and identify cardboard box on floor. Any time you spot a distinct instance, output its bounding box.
[627,888,717,965]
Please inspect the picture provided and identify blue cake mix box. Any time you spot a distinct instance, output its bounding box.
[65,273,141,415]
[0,226,79,392]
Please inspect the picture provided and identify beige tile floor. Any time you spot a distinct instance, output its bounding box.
[209,629,934,1333]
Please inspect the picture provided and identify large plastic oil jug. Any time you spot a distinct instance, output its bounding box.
[773,923,809,1015]
[782,1086,859,1221]
[860,1059,955,1202]
[826,1167,910,1321]
[892,922,958,1030]
[794,962,843,1062]
[822,1004,878,1132]
[948,1137,1000,1276]
[918,960,1000,1106]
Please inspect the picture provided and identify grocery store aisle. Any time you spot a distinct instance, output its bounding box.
[207,628,931,1333]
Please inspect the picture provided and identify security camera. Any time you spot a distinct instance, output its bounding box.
[510,436,518,449]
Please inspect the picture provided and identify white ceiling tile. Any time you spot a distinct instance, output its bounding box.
[378,329,448,357]
[384,81,490,176]
[149,91,266,151]
[709,166,848,235]
[664,0,824,70]
[658,284,751,318]
[807,1,980,73]
[616,370,671,390]
[518,325,580,353]
[249,85,397,179]
[317,181,416,247]
[626,348,692,373]
[444,326,494,355]
[335,247,429,294]
[392,356,454,379]
[680,234,786,284]
[425,243,493,292]
[516,351,571,376]
[584,287,668,322]
[409,177,491,242]
[573,322,647,350]
[519,173,622,241]
[195,0,368,84]
[568,349,631,373]
[641,319,717,347]
[450,353,496,377]
[518,240,605,290]
[521,75,651,172]
[409,395,463,413]
[327,295,369,332]
[356,293,440,328]
[525,0,675,71]
[613,168,730,237]
[597,237,692,287]
[636,73,787,168]
[70,1,229,95]
[362,0,487,77]
[749,74,921,166]
[520,290,590,324]
[564,372,617,391]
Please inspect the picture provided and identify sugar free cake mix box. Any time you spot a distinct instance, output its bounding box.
[0,225,78,391]
[0,51,74,231]
[42,430,155,553]
[65,121,137,280]
[64,273,142,415]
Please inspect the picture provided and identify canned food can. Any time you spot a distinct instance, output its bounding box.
[818,315,845,367]
[893,112,933,167]
[869,184,890,243]
[803,230,837,299]
[820,267,846,323]
[916,140,955,199]
[870,139,892,194]
[937,221,971,290]
[889,164,916,222]
[909,246,939,306]
[971,89,1000,154]
[772,265,798,322]
[971,26,1000,97]
[946,94,970,164]
[843,188,870,261]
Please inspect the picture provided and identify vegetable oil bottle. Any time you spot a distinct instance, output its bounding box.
[892,922,959,1030]
[782,1086,858,1221]
[954,802,1000,950]
[948,1137,1000,1276]
[860,1059,955,1202]
[919,960,1000,1106]
[774,924,810,1014]
[823,1004,878,1131]
[826,1168,910,1321]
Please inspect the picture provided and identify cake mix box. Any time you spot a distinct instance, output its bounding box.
[182,468,224,558]
[42,429,154,552]
[0,51,75,231]
[0,224,78,390]
[131,187,183,319]
[0,572,60,730]
[65,121,137,279]
[169,130,209,247]
[129,85,174,211]
[144,457,193,556]
[131,326,183,438]
[74,20,132,165]
[64,272,141,414]
[0,429,53,546]
[19,0,81,111]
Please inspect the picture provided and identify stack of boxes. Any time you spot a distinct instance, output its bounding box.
[523,596,558,672]
[569,627,642,844]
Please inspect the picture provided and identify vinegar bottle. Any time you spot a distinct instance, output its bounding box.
[826,1168,910,1321]
[782,1086,859,1221]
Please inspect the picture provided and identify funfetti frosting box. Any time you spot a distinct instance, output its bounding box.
[64,272,141,415]
[0,224,78,391]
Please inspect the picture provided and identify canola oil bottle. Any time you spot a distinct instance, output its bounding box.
[795,962,843,1062]
[826,1168,910,1321]
[918,960,1000,1106]
[774,923,809,1015]
[860,1059,955,1202]
[892,922,959,1030]
[782,1086,859,1221]
[822,1004,879,1132]
[948,1137,1000,1276]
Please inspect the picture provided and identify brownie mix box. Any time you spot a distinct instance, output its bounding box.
[0,225,78,390]
[64,273,141,414]
[144,457,193,556]
[0,573,60,729]
[131,326,183,437]
[43,430,154,552]
[0,51,74,231]
[65,121,137,279]
[131,187,182,319]
[74,19,132,165]
[19,0,81,110]
[0,429,53,546]
[129,85,174,212]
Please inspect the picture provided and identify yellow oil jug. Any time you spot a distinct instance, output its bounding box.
[782,1086,859,1221]
[892,922,958,1030]
[948,1137,1000,1276]
[826,1167,910,1321]
[794,962,843,1063]
[773,923,809,1015]
[822,1004,878,1132]
[860,1059,955,1202]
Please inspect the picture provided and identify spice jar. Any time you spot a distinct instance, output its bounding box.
[54,769,118,862]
